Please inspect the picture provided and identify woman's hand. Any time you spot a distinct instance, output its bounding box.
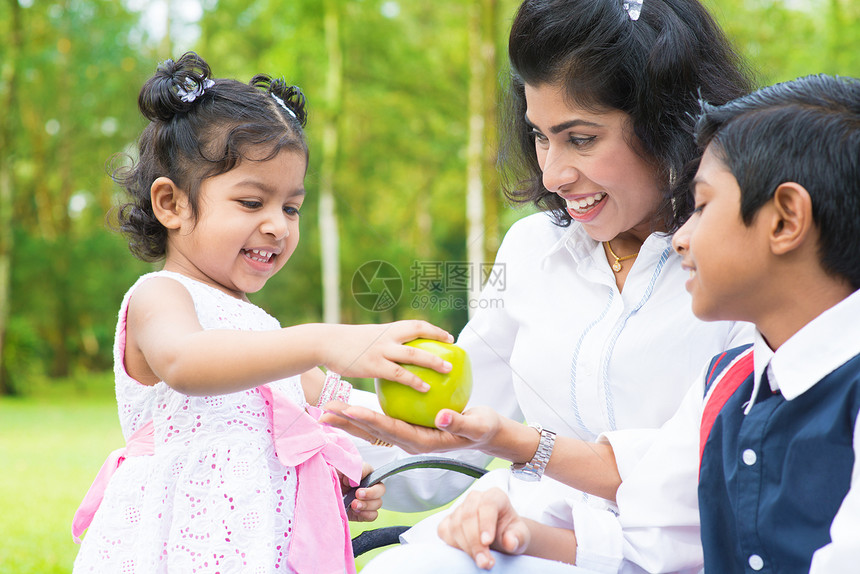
[437,488,531,570]
[320,321,454,392]
[320,403,505,456]
[343,463,385,522]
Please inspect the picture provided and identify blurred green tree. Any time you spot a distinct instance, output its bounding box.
[1,0,858,394]
[706,0,860,82]
[0,0,153,391]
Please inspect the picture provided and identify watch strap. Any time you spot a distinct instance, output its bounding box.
[511,423,556,482]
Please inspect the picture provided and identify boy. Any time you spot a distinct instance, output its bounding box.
[431,74,860,573]
[670,73,860,573]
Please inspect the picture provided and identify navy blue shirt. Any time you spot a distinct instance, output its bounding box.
[699,345,860,573]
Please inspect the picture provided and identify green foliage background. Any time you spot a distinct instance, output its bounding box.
[1,0,859,395]
[0,1,858,572]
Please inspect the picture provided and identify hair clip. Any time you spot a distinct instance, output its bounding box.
[271,93,298,120]
[623,0,643,21]
[175,78,214,103]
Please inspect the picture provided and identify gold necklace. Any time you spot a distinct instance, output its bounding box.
[604,241,639,273]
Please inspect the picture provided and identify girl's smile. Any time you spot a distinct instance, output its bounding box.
[244,248,277,263]
[242,247,280,272]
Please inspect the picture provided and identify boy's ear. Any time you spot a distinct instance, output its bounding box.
[150,177,189,229]
[769,182,814,255]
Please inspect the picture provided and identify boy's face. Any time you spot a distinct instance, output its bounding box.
[672,145,771,323]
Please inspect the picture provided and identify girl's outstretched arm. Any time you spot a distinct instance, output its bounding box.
[126,276,453,396]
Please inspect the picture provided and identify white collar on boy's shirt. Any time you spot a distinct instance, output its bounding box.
[749,289,860,411]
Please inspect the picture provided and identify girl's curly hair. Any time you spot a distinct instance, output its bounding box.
[113,52,309,261]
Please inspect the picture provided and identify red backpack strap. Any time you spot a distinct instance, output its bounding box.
[699,345,754,474]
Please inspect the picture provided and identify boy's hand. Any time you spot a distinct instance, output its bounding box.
[437,488,530,570]
[343,463,385,522]
[321,321,454,392]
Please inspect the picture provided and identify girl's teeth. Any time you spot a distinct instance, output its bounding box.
[246,249,274,262]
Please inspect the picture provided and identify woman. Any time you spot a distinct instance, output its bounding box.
[326,0,755,571]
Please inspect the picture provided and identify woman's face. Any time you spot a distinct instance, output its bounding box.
[525,82,663,243]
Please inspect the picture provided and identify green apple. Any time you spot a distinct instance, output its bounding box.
[375,338,473,428]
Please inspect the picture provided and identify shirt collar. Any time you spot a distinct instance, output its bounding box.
[539,218,674,267]
[752,289,860,404]
[541,217,578,262]
[746,332,777,413]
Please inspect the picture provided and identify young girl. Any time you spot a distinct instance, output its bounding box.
[71,52,453,574]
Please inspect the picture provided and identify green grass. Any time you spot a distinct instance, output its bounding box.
[0,375,120,574]
[0,377,464,572]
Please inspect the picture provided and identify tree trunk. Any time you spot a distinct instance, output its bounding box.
[319,0,342,324]
[160,0,173,58]
[480,0,500,262]
[0,0,22,394]
[465,0,498,318]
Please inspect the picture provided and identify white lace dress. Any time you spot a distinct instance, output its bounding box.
[73,271,305,573]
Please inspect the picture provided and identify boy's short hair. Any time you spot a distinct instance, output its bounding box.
[695,74,860,289]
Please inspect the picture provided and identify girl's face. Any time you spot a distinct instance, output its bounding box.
[166,149,306,299]
[525,82,663,243]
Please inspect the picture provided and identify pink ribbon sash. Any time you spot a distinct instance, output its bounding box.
[259,384,363,574]
[71,420,154,543]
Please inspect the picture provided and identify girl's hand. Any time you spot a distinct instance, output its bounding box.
[343,463,385,522]
[321,321,454,392]
[437,488,530,570]
[320,404,504,456]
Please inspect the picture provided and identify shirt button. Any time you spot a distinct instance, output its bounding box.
[749,554,764,570]
[742,449,757,466]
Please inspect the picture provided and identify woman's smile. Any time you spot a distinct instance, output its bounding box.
[564,191,607,220]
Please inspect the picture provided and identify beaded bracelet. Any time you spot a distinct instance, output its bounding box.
[317,372,352,406]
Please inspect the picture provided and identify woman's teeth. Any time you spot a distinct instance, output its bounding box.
[245,249,274,263]
[567,192,606,213]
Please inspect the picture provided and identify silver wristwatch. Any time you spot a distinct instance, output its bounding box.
[511,423,556,482]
